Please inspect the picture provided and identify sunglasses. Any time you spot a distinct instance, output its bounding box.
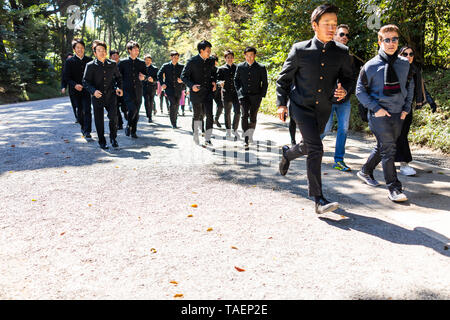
[401,52,414,57]
[382,37,399,44]
[339,32,350,38]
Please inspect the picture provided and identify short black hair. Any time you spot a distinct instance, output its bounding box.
[71,38,85,49]
[224,49,234,59]
[211,54,218,62]
[170,50,179,57]
[93,40,107,52]
[197,40,212,53]
[244,47,257,55]
[109,49,119,56]
[126,41,140,52]
[310,4,339,25]
[144,54,152,60]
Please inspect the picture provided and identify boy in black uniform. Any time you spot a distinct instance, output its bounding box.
[83,41,123,149]
[181,40,217,145]
[118,41,148,138]
[276,4,353,214]
[143,54,159,123]
[63,39,93,138]
[157,51,185,128]
[234,47,268,149]
[110,49,127,130]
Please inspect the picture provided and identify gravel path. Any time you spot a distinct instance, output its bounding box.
[1,97,449,300]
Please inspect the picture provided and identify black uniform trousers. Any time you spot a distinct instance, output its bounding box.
[363,112,404,193]
[92,95,118,144]
[124,92,142,134]
[394,110,413,163]
[239,95,262,135]
[214,89,224,121]
[222,98,241,131]
[167,91,182,127]
[284,103,331,197]
[191,96,214,134]
[144,86,157,121]
[68,95,80,122]
[116,95,127,128]
[70,90,92,135]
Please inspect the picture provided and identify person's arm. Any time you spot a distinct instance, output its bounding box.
[113,64,123,96]
[63,59,77,88]
[276,45,298,107]
[82,63,96,96]
[335,51,354,101]
[403,77,414,114]
[355,66,381,113]
[180,60,195,89]
[157,65,166,86]
[233,66,242,97]
[424,83,437,112]
[261,65,268,97]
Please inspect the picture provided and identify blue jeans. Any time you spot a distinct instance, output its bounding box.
[320,100,351,163]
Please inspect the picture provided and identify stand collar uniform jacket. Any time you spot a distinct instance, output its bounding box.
[234,61,268,100]
[143,64,159,91]
[82,58,123,106]
[157,62,185,97]
[276,36,354,114]
[180,54,217,104]
[63,55,93,96]
[217,63,238,102]
[118,56,147,100]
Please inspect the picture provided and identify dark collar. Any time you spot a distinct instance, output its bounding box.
[313,36,334,49]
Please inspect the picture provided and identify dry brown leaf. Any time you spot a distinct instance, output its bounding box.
[173,294,184,298]
[187,214,193,218]
[11,145,15,148]
[44,152,50,155]
[323,172,328,175]
[60,232,65,236]
[234,266,245,272]
[249,202,253,205]
[207,228,213,232]
[191,204,198,208]
[170,281,178,285]
[150,248,157,253]
[231,246,238,250]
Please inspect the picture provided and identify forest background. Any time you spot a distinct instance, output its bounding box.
[1,0,448,152]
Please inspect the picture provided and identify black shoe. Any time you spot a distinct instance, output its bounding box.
[315,197,339,214]
[117,125,123,130]
[291,140,296,147]
[172,125,178,129]
[279,145,290,176]
[110,139,119,149]
[214,119,222,128]
[148,119,153,123]
[205,140,213,146]
[85,133,92,139]
[125,127,130,136]
[99,142,108,150]
[131,133,138,139]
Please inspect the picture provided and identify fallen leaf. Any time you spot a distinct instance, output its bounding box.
[192,192,197,194]
[170,281,178,285]
[60,232,65,236]
[65,156,71,159]
[252,185,256,187]
[88,204,92,207]
[444,246,448,250]
[187,214,193,217]
[11,145,15,148]
[115,166,119,168]
[234,266,245,272]
[268,237,273,239]
[340,215,346,218]
[249,202,253,205]
[173,294,184,298]
[150,248,157,253]
[9,171,13,173]
[64,171,67,173]
[44,152,50,155]
[323,172,328,175]
[31,199,37,202]
[207,228,213,232]
[231,246,238,250]
[191,204,198,208]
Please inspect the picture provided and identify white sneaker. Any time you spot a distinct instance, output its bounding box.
[400,164,416,176]
[233,130,241,140]
[388,189,408,202]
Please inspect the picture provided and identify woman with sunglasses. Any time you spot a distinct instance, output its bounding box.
[395,46,438,176]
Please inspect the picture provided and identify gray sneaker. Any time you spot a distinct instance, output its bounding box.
[357,170,380,187]
[388,189,408,202]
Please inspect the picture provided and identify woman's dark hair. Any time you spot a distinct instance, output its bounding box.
[71,38,85,49]
[244,47,257,55]
[126,41,140,52]
[399,46,414,56]
[197,40,212,53]
[93,40,107,52]
[310,4,339,25]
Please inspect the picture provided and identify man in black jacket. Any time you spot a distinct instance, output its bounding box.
[157,51,185,128]
[217,49,241,140]
[181,40,217,145]
[110,49,127,130]
[63,39,93,138]
[234,47,268,149]
[276,4,354,214]
[83,41,123,150]
[143,54,159,123]
[118,41,147,138]
[61,53,77,122]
